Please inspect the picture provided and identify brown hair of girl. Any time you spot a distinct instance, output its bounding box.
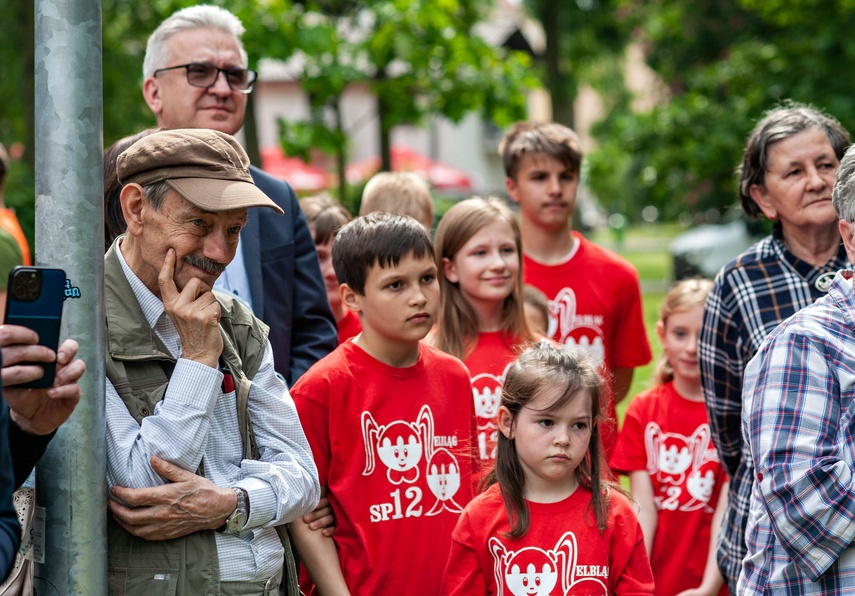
[486,343,614,539]
[432,196,532,359]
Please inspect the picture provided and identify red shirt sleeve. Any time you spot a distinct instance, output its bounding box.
[440,510,488,595]
[609,492,655,594]
[610,393,649,475]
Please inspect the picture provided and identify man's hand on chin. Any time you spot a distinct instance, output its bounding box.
[158,248,223,368]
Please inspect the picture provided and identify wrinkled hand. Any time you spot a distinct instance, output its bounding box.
[2,328,86,436]
[159,249,222,368]
[303,496,336,537]
[109,456,236,540]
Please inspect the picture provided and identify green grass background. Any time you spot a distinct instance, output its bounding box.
[588,222,683,423]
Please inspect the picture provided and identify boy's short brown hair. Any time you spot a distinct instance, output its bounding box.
[359,172,434,229]
[332,212,434,296]
[499,121,583,180]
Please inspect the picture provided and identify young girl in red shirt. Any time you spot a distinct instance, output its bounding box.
[441,343,654,595]
[611,279,729,596]
[431,196,534,467]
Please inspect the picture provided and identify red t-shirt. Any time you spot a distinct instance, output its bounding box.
[611,382,728,596]
[292,341,475,596]
[441,483,654,595]
[336,309,362,345]
[463,331,520,465]
[523,232,652,456]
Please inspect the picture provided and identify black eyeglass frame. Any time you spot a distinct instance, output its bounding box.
[153,62,258,94]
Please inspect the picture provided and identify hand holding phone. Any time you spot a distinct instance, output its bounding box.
[3,336,85,435]
[3,267,65,388]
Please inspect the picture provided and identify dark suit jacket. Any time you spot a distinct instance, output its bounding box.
[247,166,336,386]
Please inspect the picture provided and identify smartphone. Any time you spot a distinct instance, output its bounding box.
[4,266,66,389]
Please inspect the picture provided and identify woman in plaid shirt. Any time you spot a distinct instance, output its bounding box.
[699,102,851,592]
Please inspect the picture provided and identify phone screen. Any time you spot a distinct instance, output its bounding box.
[4,267,66,389]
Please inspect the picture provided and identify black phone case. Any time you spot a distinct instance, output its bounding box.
[4,267,66,389]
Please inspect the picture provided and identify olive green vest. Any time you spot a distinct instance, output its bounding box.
[104,243,298,596]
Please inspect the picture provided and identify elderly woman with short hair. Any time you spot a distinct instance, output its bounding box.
[699,101,851,592]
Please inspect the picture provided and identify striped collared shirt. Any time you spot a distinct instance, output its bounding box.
[740,270,855,593]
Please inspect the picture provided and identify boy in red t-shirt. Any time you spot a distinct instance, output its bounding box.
[289,212,475,596]
[499,121,652,456]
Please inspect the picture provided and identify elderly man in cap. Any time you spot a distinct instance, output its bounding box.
[104,128,319,595]
[141,4,336,387]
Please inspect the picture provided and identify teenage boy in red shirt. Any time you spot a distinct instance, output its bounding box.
[500,121,652,456]
[290,212,475,595]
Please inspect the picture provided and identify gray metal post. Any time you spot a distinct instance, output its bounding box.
[33,0,106,593]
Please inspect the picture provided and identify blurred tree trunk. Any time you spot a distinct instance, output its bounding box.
[333,98,346,201]
[244,92,261,167]
[540,1,574,128]
[376,68,392,172]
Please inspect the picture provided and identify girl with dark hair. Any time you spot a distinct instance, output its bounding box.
[441,343,653,595]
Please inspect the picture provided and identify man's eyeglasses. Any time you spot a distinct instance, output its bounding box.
[153,63,258,94]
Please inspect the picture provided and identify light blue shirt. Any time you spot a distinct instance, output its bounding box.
[214,236,254,312]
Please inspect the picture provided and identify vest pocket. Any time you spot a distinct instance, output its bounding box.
[108,566,179,595]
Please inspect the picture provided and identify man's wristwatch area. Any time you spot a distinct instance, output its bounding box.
[217,487,249,534]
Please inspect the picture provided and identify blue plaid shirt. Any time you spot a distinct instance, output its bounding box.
[740,271,855,593]
[699,229,848,591]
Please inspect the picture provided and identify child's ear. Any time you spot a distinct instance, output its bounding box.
[655,320,665,343]
[497,406,514,440]
[442,257,459,284]
[505,176,520,204]
[340,283,362,315]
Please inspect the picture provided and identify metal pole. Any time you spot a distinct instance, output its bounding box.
[34,0,106,593]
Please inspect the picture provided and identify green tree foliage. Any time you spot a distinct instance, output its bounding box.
[523,0,629,128]
[1,0,534,226]
[588,0,855,221]
[1,0,35,246]
[277,0,537,199]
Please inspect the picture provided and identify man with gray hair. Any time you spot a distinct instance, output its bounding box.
[105,128,319,595]
[739,143,855,593]
[140,4,336,385]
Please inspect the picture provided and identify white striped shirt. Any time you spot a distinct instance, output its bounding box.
[106,244,320,581]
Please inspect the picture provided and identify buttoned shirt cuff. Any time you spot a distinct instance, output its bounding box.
[236,477,276,528]
[171,358,222,414]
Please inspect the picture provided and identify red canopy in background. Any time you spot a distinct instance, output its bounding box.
[345,145,473,192]
[260,146,329,192]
